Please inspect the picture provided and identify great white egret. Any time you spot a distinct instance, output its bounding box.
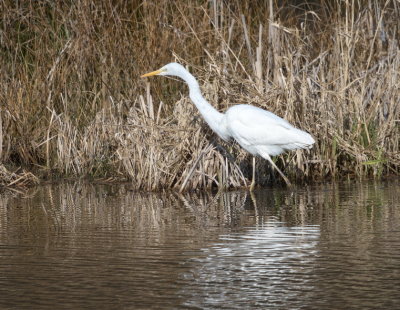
[141,62,315,189]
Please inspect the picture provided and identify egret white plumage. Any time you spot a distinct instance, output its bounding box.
[141,62,315,189]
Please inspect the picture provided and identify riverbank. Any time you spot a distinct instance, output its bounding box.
[1,1,399,190]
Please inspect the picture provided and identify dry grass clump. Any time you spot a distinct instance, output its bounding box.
[48,88,247,190]
[0,165,38,188]
[0,0,399,190]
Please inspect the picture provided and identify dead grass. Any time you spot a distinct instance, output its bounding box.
[0,0,399,190]
[0,164,38,188]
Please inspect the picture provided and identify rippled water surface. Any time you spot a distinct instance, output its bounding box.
[1,180,400,309]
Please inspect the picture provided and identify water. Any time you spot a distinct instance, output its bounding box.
[0,180,399,309]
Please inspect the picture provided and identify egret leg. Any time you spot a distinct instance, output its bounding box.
[250,190,258,222]
[263,153,292,187]
[250,157,256,191]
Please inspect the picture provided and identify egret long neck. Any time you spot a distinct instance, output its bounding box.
[179,71,229,141]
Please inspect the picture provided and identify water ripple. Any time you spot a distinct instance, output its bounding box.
[0,180,399,309]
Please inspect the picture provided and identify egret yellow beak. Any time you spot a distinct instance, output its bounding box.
[141,69,163,78]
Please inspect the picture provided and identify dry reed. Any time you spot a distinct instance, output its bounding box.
[0,164,38,188]
[0,0,399,190]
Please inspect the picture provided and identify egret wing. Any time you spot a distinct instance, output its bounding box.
[225,105,301,147]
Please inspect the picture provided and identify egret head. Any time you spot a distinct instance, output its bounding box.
[141,62,187,78]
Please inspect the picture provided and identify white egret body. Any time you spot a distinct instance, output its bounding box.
[141,63,315,188]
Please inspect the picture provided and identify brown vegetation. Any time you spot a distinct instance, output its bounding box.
[0,164,38,188]
[0,0,399,190]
